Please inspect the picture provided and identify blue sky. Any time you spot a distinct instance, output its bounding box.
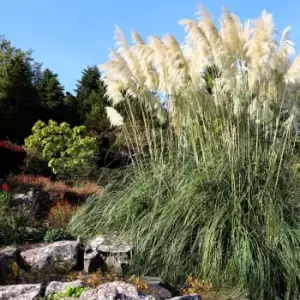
[0,0,299,93]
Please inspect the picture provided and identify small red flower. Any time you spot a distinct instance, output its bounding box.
[2,183,11,191]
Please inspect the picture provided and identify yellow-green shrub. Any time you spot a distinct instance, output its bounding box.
[24,120,97,177]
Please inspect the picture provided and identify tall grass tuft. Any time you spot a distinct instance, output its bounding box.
[69,6,300,299]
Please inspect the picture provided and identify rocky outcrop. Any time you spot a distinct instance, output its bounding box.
[21,240,83,273]
[77,281,201,300]
[0,280,202,300]
[0,283,42,300]
[78,281,156,300]
[84,234,132,274]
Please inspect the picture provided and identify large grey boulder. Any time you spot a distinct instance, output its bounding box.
[0,247,20,284]
[21,240,81,272]
[45,279,85,298]
[0,284,42,300]
[84,234,132,274]
[79,281,156,300]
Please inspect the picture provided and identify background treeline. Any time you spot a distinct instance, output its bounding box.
[0,35,132,175]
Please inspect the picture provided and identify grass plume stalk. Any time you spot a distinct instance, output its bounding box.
[69,6,300,300]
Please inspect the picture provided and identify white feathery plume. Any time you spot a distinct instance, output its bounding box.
[245,10,277,89]
[220,8,245,60]
[149,35,169,93]
[179,19,213,90]
[104,80,124,105]
[277,26,295,73]
[131,30,145,45]
[179,19,213,63]
[114,26,145,88]
[196,6,236,90]
[132,41,158,90]
[284,55,300,86]
[105,107,124,127]
[196,5,222,64]
[100,49,136,104]
[196,5,220,44]
[114,25,128,48]
[100,6,300,130]
[162,34,189,92]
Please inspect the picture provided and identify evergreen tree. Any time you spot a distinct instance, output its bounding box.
[63,91,81,126]
[76,65,101,99]
[36,68,65,108]
[75,65,109,126]
[0,36,42,142]
[35,68,78,125]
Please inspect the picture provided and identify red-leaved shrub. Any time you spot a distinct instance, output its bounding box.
[48,199,79,228]
[7,174,102,195]
[0,140,26,178]
[0,141,25,153]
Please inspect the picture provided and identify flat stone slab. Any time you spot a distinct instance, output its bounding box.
[84,234,132,274]
[89,234,132,253]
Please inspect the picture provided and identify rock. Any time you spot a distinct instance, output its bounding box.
[0,284,42,300]
[138,277,173,300]
[84,244,106,274]
[91,235,132,253]
[45,279,85,297]
[169,296,201,300]
[79,281,156,300]
[84,234,132,274]
[11,189,33,206]
[11,187,54,221]
[31,187,53,221]
[141,277,163,285]
[21,240,81,273]
[0,247,21,284]
[147,284,172,300]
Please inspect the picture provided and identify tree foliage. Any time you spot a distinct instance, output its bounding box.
[24,120,98,177]
[36,68,65,108]
[0,35,136,175]
[0,36,41,142]
[75,65,109,128]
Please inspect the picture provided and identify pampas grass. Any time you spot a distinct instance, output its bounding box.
[69,6,300,300]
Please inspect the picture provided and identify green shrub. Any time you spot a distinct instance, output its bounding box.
[44,228,75,243]
[0,191,11,207]
[0,206,45,245]
[11,227,45,244]
[24,120,98,178]
[0,226,45,245]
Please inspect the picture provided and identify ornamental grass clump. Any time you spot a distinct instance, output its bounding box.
[69,6,300,300]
